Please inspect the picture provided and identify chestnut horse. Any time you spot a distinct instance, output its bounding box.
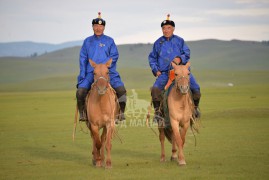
[86,59,119,168]
[158,61,197,166]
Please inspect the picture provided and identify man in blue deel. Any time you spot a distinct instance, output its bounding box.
[148,14,201,121]
[76,12,126,122]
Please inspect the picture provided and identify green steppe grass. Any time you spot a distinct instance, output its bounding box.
[0,74,269,179]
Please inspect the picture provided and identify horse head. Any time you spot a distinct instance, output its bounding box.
[171,61,191,95]
[89,58,112,95]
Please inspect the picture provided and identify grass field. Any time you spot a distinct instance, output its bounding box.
[0,80,269,179]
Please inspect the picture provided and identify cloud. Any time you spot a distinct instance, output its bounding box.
[180,24,269,41]
[0,0,269,43]
[235,0,269,4]
[207,8,269,17]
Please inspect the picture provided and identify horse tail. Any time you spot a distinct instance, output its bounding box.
[112,96,124,143]
[190,109,201,147]
[164,127,172,144]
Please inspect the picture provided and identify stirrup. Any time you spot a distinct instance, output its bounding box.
[79,117,87,122]
[115,112,125,124]
[194,107,201,119]
[79,112,87,122]
[153,111,162,123]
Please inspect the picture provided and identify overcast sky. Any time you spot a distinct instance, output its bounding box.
[0,0,269,44]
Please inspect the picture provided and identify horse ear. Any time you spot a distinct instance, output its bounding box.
[171,61,177,69]
[186,61,191,68]
[106,58,112,67]
[89,59,96,68]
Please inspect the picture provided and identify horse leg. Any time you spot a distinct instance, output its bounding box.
[105,124,113,168]
[171,134,177,161]
[180,123,189,148]
[91,125,102,167]
[100,127,107,167]
[91,136,97,166]
[158,127,165,162]
[171,120,186,166]
[87,122,96,165]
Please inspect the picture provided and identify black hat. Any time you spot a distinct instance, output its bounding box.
[92,12,106,26]
[161,14,175,27]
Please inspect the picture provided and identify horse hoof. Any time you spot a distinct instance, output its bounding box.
[95,161,102,168]
[178,160,186,166]
[160,158,166,162]
[92,159,96,166]
[170,156,177,162]
[105,165,112,169]
[106,162,112,169]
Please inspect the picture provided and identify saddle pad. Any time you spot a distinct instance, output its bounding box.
[162,81,175,129]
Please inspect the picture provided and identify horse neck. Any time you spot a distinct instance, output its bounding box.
[170,86,192,107]
[90,85,113,102]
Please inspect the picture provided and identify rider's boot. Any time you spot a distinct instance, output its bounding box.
[115,86,127,122]
[119,101,126,120]
[153,101,162,123]
[192,91,201,119]
[76,88,88,121]
[151,87,163,124]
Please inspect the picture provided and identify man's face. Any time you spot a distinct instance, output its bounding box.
[162,25,174,38]
[93,24,105,36]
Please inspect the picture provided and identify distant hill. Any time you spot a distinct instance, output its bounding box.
[0,39,268,91]
[0,40,82,57]
[26,39,269,70]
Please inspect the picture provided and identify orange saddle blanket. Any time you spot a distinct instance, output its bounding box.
[164,70,175,90]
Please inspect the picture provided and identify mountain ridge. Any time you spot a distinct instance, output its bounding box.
[0,39,268,91]
[0,40,83,57]
[0,39,268,57]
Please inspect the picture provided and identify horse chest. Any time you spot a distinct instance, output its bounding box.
[88,94,116,123]
[168,95,191,123]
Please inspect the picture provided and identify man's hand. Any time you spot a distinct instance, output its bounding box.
[156,71,161,77]
[173,57,181,65]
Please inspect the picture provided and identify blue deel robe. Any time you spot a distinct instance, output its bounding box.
[77,34,124,89]
[148,35,200,93]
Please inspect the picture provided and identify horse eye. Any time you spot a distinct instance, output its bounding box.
[175,73,178,76]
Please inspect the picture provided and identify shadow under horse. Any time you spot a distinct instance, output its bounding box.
[86,59,120,168]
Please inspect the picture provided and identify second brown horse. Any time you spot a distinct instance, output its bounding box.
[159,61,196,166]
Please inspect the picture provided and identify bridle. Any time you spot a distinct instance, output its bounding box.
[93,75,110,95]
[175,74,190,94]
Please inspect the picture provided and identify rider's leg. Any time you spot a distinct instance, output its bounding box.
[76,74,93,121]
[114,86,127,121]
[152,73,169,122]
[190,73,201,118]
[76,88,89,121]
[151,87,163,122]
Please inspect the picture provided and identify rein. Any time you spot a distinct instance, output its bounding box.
[175,75,189,93]
[92,76,110,94]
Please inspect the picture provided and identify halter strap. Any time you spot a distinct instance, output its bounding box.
[95,76,109,84]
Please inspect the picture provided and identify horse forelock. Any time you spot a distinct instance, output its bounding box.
[174,65,190,94]
[92,64,110,95]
